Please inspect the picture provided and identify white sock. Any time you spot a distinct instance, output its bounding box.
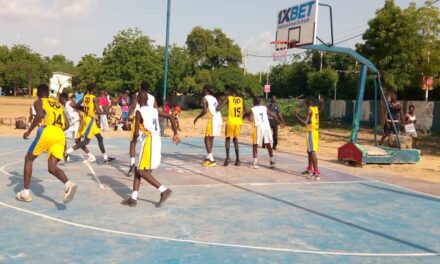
[23,189,30,196]
[131,191,138,200]
[66,148,74,155]
[64,181,71,191]
[130,157,136,165]
[158,185,167,193]
[208,153,214,161]
[253,158,258,164]
[270,157,274,162]
[103,153,108,160]
[88,152,94,158]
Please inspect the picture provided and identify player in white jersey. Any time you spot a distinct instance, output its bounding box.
[122,91,180,207]
[248,97,283,169]
[126,81,158,177]
[194,84,222,167]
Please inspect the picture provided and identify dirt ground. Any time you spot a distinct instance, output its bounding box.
[1,97,439,185]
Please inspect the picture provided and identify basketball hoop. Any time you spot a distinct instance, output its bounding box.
[270,41,297,64]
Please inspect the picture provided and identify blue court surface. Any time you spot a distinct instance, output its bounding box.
[0,137,439,263]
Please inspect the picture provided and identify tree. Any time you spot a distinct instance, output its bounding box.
[77,54,102,87]
[307,68,339,98]
[45,54,76,74]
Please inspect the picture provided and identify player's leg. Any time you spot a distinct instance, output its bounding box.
[95,133,115,164]
[271,120,278,150]
[203,136,216,167]
[224,136,231,166]
[138,169,172,206]
[128,119,137,176]
[265,143,276,168]
[310,131,320,180]
[16,152,38,202]
[233,137,240,166]
[48,155,77,203]
[122,168,142,207]
[310,151,320,180]
[251,127,259,168]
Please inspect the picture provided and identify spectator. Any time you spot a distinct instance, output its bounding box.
[98,90,111,132]
[405,105,419,148]
[267,96,285,150]
[172,104,182,131]
[118,91,131,125]
[164,102,171,127]
[380,94,403,146]
[74,88,84,105]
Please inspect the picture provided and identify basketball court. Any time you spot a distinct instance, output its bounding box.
[0,137,439,263]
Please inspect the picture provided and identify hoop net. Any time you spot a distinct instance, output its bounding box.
[271,41,296,64]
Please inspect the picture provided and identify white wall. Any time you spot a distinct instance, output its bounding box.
[49,73,72,96]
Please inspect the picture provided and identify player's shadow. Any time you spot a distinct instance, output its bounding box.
[98,175,157,206]
[7,172,66,211]
[163,153,439,254]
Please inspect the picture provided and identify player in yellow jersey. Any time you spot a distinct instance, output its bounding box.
[295,96,324,180]
[216,85,247,166]
[65,83,115,164]
[17,84,77,203]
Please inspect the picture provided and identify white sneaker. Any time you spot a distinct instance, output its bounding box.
[251,162,259,169]
[63,182,78,204]
[16,190,32,202]
[86,154,96,163]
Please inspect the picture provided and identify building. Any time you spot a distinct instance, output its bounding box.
[49,72,74,97]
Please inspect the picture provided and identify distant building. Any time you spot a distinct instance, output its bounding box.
[49,72,74,97]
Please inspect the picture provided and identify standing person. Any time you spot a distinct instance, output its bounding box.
[295,96,324,180]
[74,88,84,106]
[65,83,115,164]
[194,84,222,167]
[267,96,285,150]
[126,81,157,177]
[249,97,282,169]
[122,91,180,207]
[216,85,246,166]
[118,91,131,127]
[405,105,419,148]
[17,84,77,203]
[98,90,110,132]
[380,94,403,146]
[171,104,182,131]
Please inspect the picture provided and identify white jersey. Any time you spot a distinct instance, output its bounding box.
[133,93,156,116]
[405,114,416,133]
[204,95,220,118]
[138,106,161,169]
[64,100,80,124]
[252,105,270,129]
[139,106,160,135]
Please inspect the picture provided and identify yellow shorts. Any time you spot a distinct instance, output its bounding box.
[306,130,319,152]
[78,116,100,139]
[28,126,66,160]
[225,124,241,138]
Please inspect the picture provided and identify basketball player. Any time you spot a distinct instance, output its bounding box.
[295,96,324,180]
[122,91,180,207]
[248,97,283,169]
[17,84,77,203]
[216,85,246,166]
[126,81,157,177]
[65,83,114,164]
[194,84,222,167]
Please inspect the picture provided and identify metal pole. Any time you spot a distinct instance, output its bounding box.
[351,64,368,143]
[373,76,378,146]
[161,0,171,135]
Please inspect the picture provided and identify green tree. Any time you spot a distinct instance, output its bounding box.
[307,68,339,98]
[45,54,76,74]
[77,54,103,87]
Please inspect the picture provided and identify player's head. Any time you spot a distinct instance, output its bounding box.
[37,84,49,99]
[141,81,150,92]
[409,105,415,114]
[229,85,238,96]
[59,92,69,105]
[202,84,212,96]
[137,90,148,106]
[253,97,261,106]
[271,95,277,103]
[305,96,314,107]
[391,93,398,102]
[87,82,96,93]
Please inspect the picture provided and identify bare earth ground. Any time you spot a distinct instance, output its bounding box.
[0,97,439,188]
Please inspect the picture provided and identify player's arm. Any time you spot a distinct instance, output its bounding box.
[216,96,228,112]
[133,111,141,140]
[295,108,309,126]
[268,110,284,128]
[194,98,208,125]
[276,107,286,125]
[63,112,70,131]
[93,97,104,115]
[318,98,325,114]
[159,111,180,144]
[153,98,158,109]
[23,100,43,139]
[127,93,138,119]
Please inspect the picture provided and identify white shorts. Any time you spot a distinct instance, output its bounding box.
[253,126,273,146]
[206,114,222,137]
[137,133,161,170]
[65,122,80,139]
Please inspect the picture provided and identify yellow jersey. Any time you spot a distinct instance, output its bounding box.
[227,96,244,125]
[41,98,66,129]
[83,94,96,117]
[306,106,319,132]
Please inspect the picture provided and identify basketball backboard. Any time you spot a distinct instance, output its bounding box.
[275,0,319,48]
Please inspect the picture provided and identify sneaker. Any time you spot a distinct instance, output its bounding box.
[235,160,241,166]
[127,164,135,177]
[158,189,172,207]
[104,157,116,165]
[203,160,217,167]
[301,170,313,176]
[313,172,321,181]
[223,157,231,167]
[63,182,77,204]
[269,161,276,168]
[121,197,138,207]
[85,154,96,163]
[16,190,32,202]
[64,153,70,163]
[251,162,259,169]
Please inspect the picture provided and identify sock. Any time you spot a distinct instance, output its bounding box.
[103,153,108,161]
[66,148,74,155]
[88,152,94,158]
[253,158,258,164]
[307,166,312,171]
[130,157,136,165]
[131,191,138,200]
[23,189,30,196]
[314,169,320,175]
[64,181,71,191]
[158,185,167,193]
[208,153,214,161]
[270,157,274,162]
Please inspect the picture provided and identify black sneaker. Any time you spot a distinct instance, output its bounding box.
[158,189,172,207]
[235,160,241,166]
[127,164,135,177]
[270,161,276,168]
[104,157,116,165]
[121,197,137,207]
[223,157,231,167]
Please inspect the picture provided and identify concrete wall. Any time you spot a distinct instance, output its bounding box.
[326,100,440,132]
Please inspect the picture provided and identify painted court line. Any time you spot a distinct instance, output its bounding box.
[84,161,105,190]
[0,201,438,257]
[0,161,21,176]
[0,150,23,156]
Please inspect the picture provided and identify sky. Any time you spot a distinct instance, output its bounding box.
[0,0,434,73]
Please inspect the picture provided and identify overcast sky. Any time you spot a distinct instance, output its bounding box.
[0,0,433,73]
